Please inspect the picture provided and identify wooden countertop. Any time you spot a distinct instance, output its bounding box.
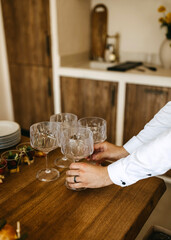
[0,137,166,240]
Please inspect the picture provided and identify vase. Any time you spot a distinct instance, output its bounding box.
[159,38,171,69]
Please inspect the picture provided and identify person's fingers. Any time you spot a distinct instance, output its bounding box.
[93,142,106,151]
[67,182,84,189]
[69,162,87,170]
[66,169,80,176]
[66,175,81,183]
[91,151,107,161]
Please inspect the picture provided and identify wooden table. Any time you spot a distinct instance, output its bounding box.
[0,137,166,240]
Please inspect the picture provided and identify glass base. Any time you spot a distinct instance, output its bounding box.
[54,157,72,169]
[65,180,86,191]
[36,168,60,182]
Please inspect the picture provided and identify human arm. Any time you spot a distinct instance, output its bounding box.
[108,129,171,187]
[66,129,171,189]
[124,101,171,154]
[89,102,171,162]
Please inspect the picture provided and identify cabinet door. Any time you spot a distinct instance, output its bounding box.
[10,65,54,130]
[2,0,53,131]
[1,0,51,66]
[60,77,118,143]
[123,84,171,143]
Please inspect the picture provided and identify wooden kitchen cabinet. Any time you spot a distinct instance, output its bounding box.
[1,0,53,132]
[1,0,51,66]
[123,84,171,143]
[60,76,118,143]
[10,65,53,130]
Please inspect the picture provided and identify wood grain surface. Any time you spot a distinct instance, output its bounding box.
[1,0,51,66]
[1,0,54,131]
[124,84,171,143]
[91,4,107,60]
[0,137,166,240]
[60,76,118,143]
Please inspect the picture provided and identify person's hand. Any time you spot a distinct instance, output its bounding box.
[66,162,113,189]
[88,141,129,163]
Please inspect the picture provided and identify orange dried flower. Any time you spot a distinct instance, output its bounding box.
[166,12,171,24]
[157,5,171,39]
[158,6,166,12]
[158,17,165,23]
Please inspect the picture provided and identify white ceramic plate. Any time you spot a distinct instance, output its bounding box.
[0,121,20,138]
[0,130,21,143]
[0,136,21,149]
[0,135,21,146]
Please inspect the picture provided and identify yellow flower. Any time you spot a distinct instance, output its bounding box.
[166,12,171,24]
[158,6,166,12]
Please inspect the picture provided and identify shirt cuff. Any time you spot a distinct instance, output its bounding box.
[107,159,130,187]
[123,136,143,154]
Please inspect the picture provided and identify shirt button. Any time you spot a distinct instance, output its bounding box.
[121,180,126,185]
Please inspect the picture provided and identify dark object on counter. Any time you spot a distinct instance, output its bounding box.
[107,61,143,72]
[107,61,157,72]
[144,65,157,71]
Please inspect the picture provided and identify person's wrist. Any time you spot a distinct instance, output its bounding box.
[103,167,113,186]
[115,146,129,160]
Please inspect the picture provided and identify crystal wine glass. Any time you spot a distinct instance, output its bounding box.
[61,126,94,191]
[78,117,107,143]
[50,113,78,168]
[78,117,107,163]
[30,121,60,182]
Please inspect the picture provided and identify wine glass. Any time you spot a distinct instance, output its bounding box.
[78,117,107,164]
[78,117,107,143]
[61,126,94,191]
[50,113,78,168]
[30,121,60,182]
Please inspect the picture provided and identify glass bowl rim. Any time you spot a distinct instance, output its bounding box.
[16,142,32,150]
[50,113,78,123]
[0,159,7,168]
[78,116,107,124]
[1,150,21,161]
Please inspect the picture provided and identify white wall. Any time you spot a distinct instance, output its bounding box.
[57,0,91,56]
[91,0,171,63]
[0,0,14,121]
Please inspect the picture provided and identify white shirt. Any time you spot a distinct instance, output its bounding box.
[107,101,171,187]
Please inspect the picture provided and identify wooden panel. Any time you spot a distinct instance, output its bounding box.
[91,4,107,60]
[60,77,117,143]
[80,78,117,143]
[1,0,51,66]
[10,64,53,130]
[1,0,53,130]
[123,84,171,144]
[60,76,82,118]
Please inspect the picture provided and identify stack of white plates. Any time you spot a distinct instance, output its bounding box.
[0,121,21,150]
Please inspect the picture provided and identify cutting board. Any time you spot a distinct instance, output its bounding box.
[91,4,108,60]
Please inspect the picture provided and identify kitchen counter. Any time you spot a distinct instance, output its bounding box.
[58,61,171,87]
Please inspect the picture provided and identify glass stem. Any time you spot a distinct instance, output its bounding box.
[45,154,48,169]
[45,153,50,173]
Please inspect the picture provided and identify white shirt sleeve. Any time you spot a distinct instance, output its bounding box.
[108,129,171,187]
[124,101,171,154]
